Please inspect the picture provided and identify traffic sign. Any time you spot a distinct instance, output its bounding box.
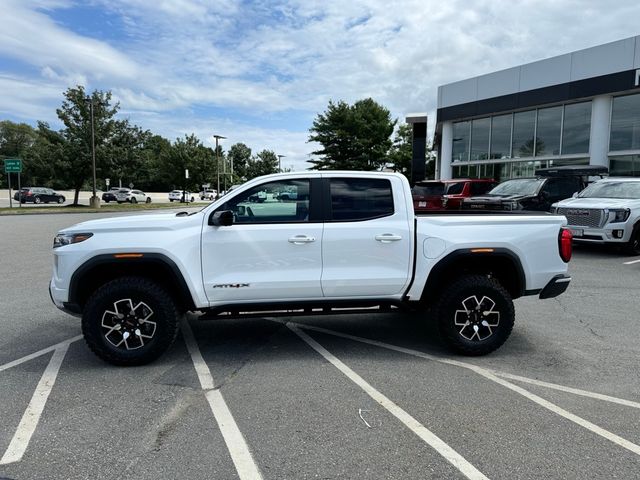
[4,158,22,173]
[106,178,110,187]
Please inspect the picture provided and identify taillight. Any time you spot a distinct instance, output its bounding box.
[559,228,572,262]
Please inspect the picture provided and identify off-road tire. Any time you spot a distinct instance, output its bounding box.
[434,274,515,356]
[623,226,640,256]
[82,277,181,366]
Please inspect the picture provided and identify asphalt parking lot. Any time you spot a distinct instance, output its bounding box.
[1,212,639,480]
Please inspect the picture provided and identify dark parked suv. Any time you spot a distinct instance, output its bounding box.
[462,166,607,212]
[16,187,66,204]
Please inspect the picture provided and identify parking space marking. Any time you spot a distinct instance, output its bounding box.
[288,324,490,480]
[181,319,263,480]
[288,322,640,457]
[492,372,640,409]
[0,335,82,373]
[623,259,640,265]
[1,343,69,465]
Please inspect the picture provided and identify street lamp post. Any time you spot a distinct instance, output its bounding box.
[277,154,286,173]
[85,96,100,208]
[213,134,226,198]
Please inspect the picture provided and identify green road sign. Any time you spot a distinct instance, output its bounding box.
[4,158,22,173]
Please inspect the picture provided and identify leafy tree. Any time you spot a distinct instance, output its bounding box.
[20,122,67,189]
[227,142,252,181]
[159,134,216,193]
[55,86,120,204]
[0,121,37,188]
[388,123,413,177]
[308,98,396,171]
[246,149,278,180]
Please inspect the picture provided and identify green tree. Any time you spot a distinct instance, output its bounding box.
[160,134,216,193]
[227,142,252,181]
[388,123,413,177]
[55,86,120,204]
[20,122,67,189]
[308,98,396,171]
[0,121,37,188]
[246,149,278,180]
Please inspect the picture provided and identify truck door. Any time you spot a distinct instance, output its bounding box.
[321,175,412,297]
[202,178,324,303]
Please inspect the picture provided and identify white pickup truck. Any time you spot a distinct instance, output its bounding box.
[50,171,573,366]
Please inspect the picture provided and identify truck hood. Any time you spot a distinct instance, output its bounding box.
[60,211,203,234]
[465,194,534,203]
[553,197,640,209]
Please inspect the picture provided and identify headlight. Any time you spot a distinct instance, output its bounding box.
[610,209,630,223]
[53,232,93,248]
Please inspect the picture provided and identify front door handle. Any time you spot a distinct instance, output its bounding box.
[288,235,316,244]
[375,233,402,243]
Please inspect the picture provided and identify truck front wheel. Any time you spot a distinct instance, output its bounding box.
[82,277,181,366]
[434,274,515,356]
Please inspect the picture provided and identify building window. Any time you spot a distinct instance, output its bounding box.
[490,114,512,159]
[452,121,470,162]
[609,155,640,176]
[610,94,640,151]
[470,117,490,161]
[535,106,562,156]
[561,102,591,154]
[512,110,536,158]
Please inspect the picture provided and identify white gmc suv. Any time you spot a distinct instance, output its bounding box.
[552,177,640,255]
[50,171,573,366]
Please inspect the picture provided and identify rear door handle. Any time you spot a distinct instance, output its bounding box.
[375,234,402,243]
[288,235,316,244]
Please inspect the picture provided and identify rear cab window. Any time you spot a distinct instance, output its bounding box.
[329,178,394,221]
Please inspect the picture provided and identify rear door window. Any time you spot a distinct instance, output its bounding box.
[329,178,394,221]
[445,182,465,195]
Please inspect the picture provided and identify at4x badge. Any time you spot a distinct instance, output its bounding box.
[212,283,250,289]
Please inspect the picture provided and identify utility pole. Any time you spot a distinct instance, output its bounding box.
[85,96,100,208]
[277,154,286,173]
[213,134,226,199]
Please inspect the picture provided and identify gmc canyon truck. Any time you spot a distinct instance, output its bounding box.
[50,172,573,366]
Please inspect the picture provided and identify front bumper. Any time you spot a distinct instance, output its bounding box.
[566,224,630,244]
[49,278,81,317]
[539,275,571,299]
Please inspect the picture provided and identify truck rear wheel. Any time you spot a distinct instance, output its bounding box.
[82,277,181,366]
[434,274,514,356]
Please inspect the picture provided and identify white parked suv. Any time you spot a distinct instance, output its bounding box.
[169,190,195,202]
[200,189,217,200]
[552,177,640,255]
[115,188,150,204]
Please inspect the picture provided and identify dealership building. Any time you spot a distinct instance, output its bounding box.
[434,35,640,181]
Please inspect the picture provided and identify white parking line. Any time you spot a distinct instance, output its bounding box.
[623,259,640,265]
[288,324,490,480]
[289,322,640,457]
[181,319,263,480]
[1,343,69,465]
[0,335,82,373]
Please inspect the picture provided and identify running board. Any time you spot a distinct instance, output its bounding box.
[198,302,408,321]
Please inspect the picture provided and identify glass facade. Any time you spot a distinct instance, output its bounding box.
[470,118,490,161]
[452,121,470,162]
[610,93,640,151]
[609,155,640,176]
[534,106,562,156]
[562,102,591,154]
[512,110,536,158]
[490,114,512,159]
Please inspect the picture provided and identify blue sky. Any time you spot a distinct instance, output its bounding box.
[2,0,640,170]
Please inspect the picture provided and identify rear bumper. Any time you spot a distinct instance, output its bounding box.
[539,274,571,299]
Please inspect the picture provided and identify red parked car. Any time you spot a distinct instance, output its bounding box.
[412,179,497,212]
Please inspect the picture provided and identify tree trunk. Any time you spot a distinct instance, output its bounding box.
[73,186,81,205]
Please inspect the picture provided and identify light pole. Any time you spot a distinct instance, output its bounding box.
[277,154,286,173]
[213,134,226,198]
[84,96,100,208]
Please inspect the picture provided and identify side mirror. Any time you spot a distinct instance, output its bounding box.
[572,192,578,198]
[209,210,234,226]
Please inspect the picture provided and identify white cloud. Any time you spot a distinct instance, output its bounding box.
[2,0,640,166]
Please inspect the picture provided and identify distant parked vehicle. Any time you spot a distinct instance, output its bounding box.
[411,181,445,211]
[101,187,120,203]
[169,190,195,202]
[199,189,216,200]
[17,187,66,204]
[115,188,150,204]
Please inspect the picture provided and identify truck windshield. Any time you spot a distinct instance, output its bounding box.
[578,181,640,199]
[489,178,544,196]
